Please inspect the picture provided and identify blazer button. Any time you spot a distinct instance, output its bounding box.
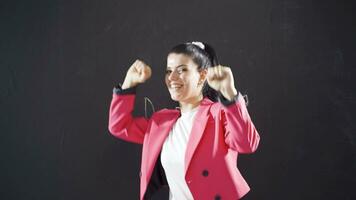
[202,169,209,177]
[214,194,221,200]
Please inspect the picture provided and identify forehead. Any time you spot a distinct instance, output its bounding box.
[167,53,196,68]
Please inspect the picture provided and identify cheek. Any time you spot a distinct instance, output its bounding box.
[164,76,169,86]
[184,75,198,87]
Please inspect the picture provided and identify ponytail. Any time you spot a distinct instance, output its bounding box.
[201,42,220,102]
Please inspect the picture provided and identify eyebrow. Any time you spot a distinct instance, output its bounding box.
[166,64,188,69]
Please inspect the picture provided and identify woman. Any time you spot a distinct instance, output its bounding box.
[108,41,260,200]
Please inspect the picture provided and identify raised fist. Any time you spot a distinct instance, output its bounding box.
[207,65,238,100]
[122,59,152,89]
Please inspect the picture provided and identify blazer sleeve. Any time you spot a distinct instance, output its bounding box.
[108,85,148,144]
[219,92,260,153]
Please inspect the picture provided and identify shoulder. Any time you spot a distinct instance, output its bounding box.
[200,97,223,115]
[209,102,222,113]
[151,108,180,119]
[154,108,178,115]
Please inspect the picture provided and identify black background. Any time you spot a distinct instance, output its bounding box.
[1,0,355,199]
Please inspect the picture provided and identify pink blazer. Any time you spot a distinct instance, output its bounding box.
[108,92,260,200]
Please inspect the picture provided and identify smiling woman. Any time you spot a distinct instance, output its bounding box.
[165,53,206,111]
[108,41,260,200]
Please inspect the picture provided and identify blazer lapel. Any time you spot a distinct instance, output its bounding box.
[145,98,213,181]
[184,97,213,173]
[145,110,180,181]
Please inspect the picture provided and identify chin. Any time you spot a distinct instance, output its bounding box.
[169,93,182,102]
[170,95,180,102]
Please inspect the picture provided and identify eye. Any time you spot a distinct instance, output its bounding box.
[177,68,187,74]
[165,69,172,75]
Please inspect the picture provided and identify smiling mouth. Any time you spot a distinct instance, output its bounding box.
[169,84,183,91]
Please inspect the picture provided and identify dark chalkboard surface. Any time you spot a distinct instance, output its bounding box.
[1,0,355,199]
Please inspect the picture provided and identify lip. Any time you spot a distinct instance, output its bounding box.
[169,83,183,89]
[169,87,182,92]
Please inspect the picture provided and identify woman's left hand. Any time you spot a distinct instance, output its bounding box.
[206,65,238,101]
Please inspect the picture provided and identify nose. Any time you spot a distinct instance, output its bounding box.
[167,70,178,81]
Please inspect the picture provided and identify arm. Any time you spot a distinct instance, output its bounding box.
[206,65,260,153]
[219,92,260,153]
[108,59,152,144]
[108,84,148,144]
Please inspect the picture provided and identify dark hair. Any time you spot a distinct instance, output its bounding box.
[168,42,220,102]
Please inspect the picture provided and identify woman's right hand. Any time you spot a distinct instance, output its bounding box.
[122,59,152,89]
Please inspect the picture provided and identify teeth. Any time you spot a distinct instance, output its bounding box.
[170,84,182,89]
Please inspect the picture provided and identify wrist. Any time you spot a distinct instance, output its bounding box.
[220,87,238,101]
[122,78,138,89]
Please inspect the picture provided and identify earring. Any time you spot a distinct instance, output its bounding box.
[197,80,203,87]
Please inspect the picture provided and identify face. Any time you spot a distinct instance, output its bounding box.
[165,53,206,103]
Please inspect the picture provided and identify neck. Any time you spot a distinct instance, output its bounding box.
[179,95,203,113]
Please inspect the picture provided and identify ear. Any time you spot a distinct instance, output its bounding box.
[199,69,208,83]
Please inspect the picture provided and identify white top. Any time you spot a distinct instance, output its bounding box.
[160,106,199,200]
